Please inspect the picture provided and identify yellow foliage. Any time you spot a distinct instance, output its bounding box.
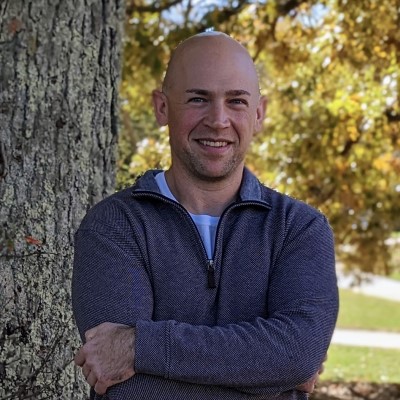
[119,0,400,274]
[377,179,388,191]
[373,153,394,173]
[335,159,348,174]
[347,125,360,142]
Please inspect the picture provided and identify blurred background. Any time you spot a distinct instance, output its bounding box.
[119,0,400,397]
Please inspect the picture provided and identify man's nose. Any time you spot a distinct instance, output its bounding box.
[204,102,230,129]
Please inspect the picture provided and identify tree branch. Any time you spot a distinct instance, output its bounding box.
[126,0,251,30]
[276,0,304,15]
[195,0,250,32]
[386,108,400,123]
[126,0,184,15]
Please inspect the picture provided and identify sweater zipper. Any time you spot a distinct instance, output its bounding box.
[133,191,270,289]
[206,259,216,289]
[132,191,217,288]
[207,200,270,288]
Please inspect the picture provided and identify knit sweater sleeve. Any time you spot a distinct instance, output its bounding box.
[134,213,339,395]
[72,215,154,340]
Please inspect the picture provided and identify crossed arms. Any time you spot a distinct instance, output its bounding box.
[72,205,338,397]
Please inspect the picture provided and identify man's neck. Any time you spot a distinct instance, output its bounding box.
[165,168,243,216]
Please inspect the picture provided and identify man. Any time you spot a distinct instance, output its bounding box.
[72,31,339,399]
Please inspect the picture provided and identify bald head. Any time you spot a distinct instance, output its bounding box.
[162,32,260,95]
[151,31,267,185]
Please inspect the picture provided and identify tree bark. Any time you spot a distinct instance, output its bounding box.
[0,0,125,398]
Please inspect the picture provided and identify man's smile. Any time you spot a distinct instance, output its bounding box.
[198,140,229,148]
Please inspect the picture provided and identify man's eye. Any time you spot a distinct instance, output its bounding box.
[188,97,207,103]
[230,98,248,106]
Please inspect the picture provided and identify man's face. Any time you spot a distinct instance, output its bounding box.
[154,36,266,182]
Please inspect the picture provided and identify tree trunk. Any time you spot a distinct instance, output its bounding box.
[0,0,125,398]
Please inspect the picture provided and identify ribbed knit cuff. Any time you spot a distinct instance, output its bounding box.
[135,319,170,378]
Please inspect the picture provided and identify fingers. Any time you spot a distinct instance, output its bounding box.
[82,364,91,379]
[296,381,314,393]
[76,322,136,395]
[81,365,108,395]
[318,363,325,375]
[86,370,98,388]
[296,371,319,393]
[74,347,86,367]
[85,327,97,342]
[318,353,328,375]
[75,345,104,391]
[296,354,328,394]
[94,380,109,395]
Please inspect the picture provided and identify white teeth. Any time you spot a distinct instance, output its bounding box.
[199,140,228,147]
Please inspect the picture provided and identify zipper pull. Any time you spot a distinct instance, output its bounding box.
[207,260,216,289]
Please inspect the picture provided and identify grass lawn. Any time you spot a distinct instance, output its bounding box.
[337,289,400,332]
[324,289,400,383]
[322,345,400,383]
[390,271,400,281]
[390,244,400,281]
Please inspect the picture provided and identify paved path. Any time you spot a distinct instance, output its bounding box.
[332,329,400,349]
[333,271,400,349]
[337,271,400,302]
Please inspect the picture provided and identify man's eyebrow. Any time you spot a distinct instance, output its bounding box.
[226,90,251,97]
[185,89,251,96]
[185,89,209,95]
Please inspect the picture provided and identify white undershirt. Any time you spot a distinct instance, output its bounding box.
[155,172,219,259]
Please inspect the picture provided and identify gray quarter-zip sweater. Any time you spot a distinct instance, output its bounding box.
[72,168,339,399]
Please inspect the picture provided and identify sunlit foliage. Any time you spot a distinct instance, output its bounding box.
[119,0,400,274]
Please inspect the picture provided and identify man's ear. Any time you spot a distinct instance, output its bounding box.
[152,89,168,126]
[254,95,267,133]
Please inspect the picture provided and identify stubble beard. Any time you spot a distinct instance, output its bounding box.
[179,148,244,183]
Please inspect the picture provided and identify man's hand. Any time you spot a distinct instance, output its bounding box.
[295,354,327,393]
[74,322,136,395]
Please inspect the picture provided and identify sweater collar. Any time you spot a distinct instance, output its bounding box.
[133,168,270,206]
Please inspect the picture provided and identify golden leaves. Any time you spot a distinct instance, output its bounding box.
[119,0,400,273]
[373,153,395,173]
